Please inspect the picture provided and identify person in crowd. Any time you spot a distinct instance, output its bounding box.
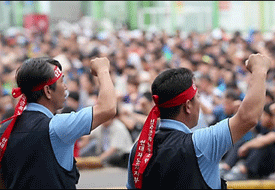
[119,91,155,142]
[0,57,116,189]
[1,18,275,182]
[126,53,270,189]
[79,111,133,168]
[63,91,80,112]
[199,88,241,129]
[221,102,275,180]
[195,74,221,128]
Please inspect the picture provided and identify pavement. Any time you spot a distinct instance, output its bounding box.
[76,167,275,189]
[76,167,128,189]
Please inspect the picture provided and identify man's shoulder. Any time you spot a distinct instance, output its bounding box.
[193,119,230,139]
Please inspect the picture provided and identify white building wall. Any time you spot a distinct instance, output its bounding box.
[49,1,82,25]
[2,1,275,35]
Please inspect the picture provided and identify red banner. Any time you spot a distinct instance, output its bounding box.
[24,14,49,33]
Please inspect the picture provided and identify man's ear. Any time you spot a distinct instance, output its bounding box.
[184,100,192,114]
[43,85,52,100]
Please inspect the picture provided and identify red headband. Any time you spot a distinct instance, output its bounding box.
[0,66,62,167]
[132,83,197,189]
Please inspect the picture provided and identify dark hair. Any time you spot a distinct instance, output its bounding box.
[68,91,80,102]
[127,75,139,87]
[16,57,62,103]
[61,106,75,113]
[70,77,80,88]
[200,74,212,83]
[224,88,240,101]
[143,91,153,102]
[226,82,238,89]
[266,89,275,102]
[264,102,274,116]
[151,68,194,119]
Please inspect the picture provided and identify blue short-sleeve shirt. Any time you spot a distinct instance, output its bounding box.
[26,103,93,171]
[127,118,233,189]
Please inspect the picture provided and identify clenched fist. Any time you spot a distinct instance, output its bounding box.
[90,57,110,76]
[245,53,271,74]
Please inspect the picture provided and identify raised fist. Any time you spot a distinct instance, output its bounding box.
[90,57,110,76]
[245,53,271,73]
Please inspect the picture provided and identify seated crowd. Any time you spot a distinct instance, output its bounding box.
[0,23,275,179]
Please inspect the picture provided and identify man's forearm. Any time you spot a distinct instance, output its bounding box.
[97,69,116,112]
[230,70,267,143]
[242,136,265,150]
[92,69,117,129]
[252,132,275,148]
[243,132,275,150]
[238,70,267,126]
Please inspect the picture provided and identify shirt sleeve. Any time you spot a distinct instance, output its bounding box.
[49,107,93,144]
[192,118,233,162]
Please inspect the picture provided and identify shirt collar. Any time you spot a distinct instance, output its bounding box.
[25,103,54,118]
[159,119,192,134]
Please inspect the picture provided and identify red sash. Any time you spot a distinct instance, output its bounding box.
[132,83,197,189]
[0,66,62,167]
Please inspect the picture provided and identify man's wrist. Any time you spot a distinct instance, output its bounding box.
[90,68,110,76]
[96,68,110,75]
[251,69,268,77]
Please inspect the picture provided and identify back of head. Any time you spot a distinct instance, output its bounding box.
[151,68,194,119]
[16,57,62,103]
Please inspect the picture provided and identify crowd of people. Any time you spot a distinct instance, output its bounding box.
[1,22,275,181]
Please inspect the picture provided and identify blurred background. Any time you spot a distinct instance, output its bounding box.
[1,1,275,36]
[1,1,275,189]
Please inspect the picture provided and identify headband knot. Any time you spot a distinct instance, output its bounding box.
[12,87,22,98]
[152,95,159,105]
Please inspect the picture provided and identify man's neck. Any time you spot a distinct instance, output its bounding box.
[37,98,56,115]
[174,114,194,129]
